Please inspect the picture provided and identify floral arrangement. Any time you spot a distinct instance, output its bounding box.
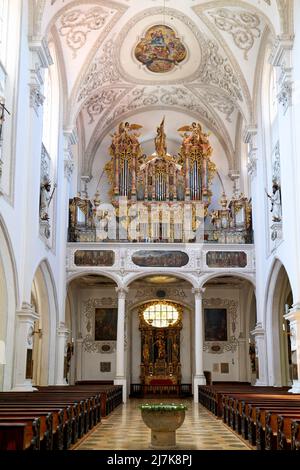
[139,403,187,411]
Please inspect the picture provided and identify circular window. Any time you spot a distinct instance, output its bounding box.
[143,303,179,328]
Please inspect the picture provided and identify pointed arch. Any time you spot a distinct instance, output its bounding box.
[265,258,293,386]
[0,216,19,390]
[31,259,59,385]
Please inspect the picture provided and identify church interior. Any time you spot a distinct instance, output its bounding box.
[0,0,300,452]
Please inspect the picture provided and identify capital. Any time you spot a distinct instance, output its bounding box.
[16,302,39,322]
[116,287,128,299]
[284,304,300,323]
[57,321,70,337]
[192,287,205,300]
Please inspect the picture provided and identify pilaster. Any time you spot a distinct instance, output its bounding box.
[284,305,300,393]
[192,287,206,402]
[12,303,39,391]
[251,322,269,386]
[55,322,70,386]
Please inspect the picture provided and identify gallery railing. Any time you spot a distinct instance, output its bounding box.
[68,226,253,244]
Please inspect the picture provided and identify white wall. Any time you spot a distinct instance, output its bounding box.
[77,286,117,382]
[0,3,74,388]
[73,282,251,385]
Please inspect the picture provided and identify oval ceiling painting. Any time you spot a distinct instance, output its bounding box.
[134,25,187,73]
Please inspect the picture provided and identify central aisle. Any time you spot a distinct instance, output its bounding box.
[74,398,251,450]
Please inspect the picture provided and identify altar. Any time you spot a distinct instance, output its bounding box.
[139,301,182,393]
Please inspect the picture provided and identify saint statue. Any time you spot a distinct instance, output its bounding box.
[172,341,179,362]
[154,117,167,157]
[143,342,150,363]
[266,183,281,222]
[40,177,52,221]
[155,336,165,360]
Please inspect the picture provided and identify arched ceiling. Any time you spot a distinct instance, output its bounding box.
[32,0,289,176]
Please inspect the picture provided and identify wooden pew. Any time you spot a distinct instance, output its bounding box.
[0,411,52,450]
[0,406,64,449]
[198,384,300,451]
[0,417,40,450]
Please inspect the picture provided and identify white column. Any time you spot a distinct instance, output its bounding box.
[192,288,206,403]
[12,303,39,391]
[238,337,247,382]
[55,322,70,386]
[285,306,300,393]
[114,287,128,402]
[75,338,83,382]
[251,323,269,386]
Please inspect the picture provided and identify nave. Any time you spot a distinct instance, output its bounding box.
[74,398,250,451]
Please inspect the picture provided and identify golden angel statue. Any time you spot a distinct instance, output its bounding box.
[178,122,212,155]
[111,121,142,148]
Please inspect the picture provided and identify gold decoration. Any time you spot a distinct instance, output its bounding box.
[139,300,183,387]
[139,301,183,329]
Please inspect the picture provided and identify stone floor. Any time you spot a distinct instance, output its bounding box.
[73,398,251,450]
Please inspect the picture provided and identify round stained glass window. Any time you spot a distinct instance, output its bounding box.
[143,303,179,328]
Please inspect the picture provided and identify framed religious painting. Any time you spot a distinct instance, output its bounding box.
[94,308,118,341]
[204,308,228,342]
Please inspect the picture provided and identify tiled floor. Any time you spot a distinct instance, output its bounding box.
[74,398,251,450]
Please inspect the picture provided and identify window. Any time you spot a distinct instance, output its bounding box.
[42,42,59,163]
[143,302,179,328]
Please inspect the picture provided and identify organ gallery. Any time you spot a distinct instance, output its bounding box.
[68,119,252,244]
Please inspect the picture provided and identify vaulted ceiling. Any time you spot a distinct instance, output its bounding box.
[31,0,291,177]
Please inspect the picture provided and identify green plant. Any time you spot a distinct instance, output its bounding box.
[139,403,187,411]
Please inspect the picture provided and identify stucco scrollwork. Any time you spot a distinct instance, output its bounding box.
[278,80,293,113]
[106,86,218,129]
[208,9,261,60]
[84,88,126,124]
[59,7,110,58]
[203,298,239,354]
[128,287,187,306]
[199,40,243,102]
[272,141,281,185]
[82,297,117,354]
[78,39,120,102]
[196,91,235,122]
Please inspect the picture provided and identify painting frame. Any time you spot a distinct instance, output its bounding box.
[203,298,239,354]
[204,308,228,342]
[94,308,118,342]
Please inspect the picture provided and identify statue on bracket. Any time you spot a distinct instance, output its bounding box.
[266,182,281,222]
[154,117,167,157]
[40,176,56,221]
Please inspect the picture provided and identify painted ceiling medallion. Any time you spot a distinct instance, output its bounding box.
[134,25,187,73]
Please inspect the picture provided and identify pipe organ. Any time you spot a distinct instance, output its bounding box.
[68,119,252,243]
[105,119,216,207]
